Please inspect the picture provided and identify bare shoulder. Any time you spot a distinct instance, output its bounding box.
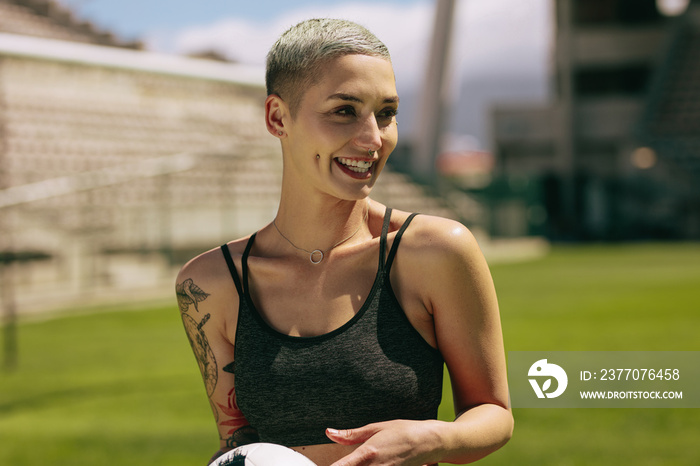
[390,212,496,316]
[175,237,251,321]
[177,237,250,282]
[392,212,485,268]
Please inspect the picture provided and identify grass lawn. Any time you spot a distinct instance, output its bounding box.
[1,243,699,465]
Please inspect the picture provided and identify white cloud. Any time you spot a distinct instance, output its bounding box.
[165,17,275,65]
[453,0,552,75]
[147,2,432,92]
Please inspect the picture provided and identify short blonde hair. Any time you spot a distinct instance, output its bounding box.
[266,18,391,115]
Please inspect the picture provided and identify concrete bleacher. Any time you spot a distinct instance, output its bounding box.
[0,31,279,310]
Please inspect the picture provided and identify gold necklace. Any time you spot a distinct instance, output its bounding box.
[273,205,369,264]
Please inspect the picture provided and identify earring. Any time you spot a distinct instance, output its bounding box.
[278,131,283,136]
[368,149,375,156]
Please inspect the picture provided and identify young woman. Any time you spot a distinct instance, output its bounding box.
[176,18,512,466]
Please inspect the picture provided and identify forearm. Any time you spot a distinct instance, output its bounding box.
[427,404,514,464]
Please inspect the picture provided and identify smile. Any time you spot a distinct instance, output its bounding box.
[336,157,374,174]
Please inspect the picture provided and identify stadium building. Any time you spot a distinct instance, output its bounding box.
[491,0,700,240]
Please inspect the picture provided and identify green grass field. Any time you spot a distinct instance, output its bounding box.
[1,243,698,465]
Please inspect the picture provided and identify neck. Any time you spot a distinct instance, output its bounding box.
[273,195,370,257]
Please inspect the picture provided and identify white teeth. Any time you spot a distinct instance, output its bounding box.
[337,157,374,173]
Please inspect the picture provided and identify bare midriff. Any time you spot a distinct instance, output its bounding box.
[291,443,358,465]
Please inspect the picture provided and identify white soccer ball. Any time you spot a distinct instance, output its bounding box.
[209,442,317,466]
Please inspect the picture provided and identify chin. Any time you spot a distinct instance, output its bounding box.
[324,165,384,202]
[344,178,379,200]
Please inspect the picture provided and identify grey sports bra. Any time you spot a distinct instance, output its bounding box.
[220,208,444,446]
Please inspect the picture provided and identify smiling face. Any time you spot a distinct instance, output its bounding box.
[273,54,399,201]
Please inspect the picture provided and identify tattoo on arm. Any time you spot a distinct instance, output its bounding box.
[210,399,220,424]
[177,278,217,396]
[177,279,258,447]
[223,426,260,449]
[177,278,210,313]
[219,386,259,448]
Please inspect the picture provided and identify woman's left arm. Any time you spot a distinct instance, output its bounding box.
[328,217,513,465]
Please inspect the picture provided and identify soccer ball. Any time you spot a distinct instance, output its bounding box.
[209,442,317,465]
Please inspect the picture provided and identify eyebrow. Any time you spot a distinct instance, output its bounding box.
[327,93,399,104]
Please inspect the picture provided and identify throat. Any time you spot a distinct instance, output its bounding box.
[272,202,369,264]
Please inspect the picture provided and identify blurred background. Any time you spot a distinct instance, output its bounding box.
[0,0,698,465]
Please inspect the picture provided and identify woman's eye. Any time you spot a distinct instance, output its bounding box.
[334,106,356,117]
[378,108,398,120]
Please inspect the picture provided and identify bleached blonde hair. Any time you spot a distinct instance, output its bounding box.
[266,18,391,115]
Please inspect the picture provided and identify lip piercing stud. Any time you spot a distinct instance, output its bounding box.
[368,150,375,156]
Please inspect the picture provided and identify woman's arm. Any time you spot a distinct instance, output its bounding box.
[176,249,259,464]
[427,218,512,463]
[328,216,512,465]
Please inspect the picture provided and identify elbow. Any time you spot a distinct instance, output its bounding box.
[444,405,514,464]
[494,406,515,452]
[504,408,515,443]
[487,408,514,457]
[497,411,514,452]
[478,409,514,463]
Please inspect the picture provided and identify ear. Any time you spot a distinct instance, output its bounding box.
[265,94,289,138]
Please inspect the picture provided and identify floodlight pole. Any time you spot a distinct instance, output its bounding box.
[412,0,457,184]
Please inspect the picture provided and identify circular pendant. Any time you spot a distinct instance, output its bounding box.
[310,249,324,264]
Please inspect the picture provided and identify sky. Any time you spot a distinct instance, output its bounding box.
[57,0,428,38]
[55,0,554,149]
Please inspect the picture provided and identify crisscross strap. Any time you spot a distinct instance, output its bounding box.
[241,232,257,295]
[224,209,410,293]
[220,234,256,297]
[378,207,393,271]
[220,243,243,296]
[385,213,419,272]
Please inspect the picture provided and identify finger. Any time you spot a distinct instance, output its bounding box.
[325,425,378,445]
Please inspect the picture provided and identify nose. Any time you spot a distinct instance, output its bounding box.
[355,114,382,153]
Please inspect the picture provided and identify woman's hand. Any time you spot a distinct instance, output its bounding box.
[326,420,441,466]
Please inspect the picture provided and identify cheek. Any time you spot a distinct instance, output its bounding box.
[303,120,346,147]
[289,122,332,155]
[382,127,399,152]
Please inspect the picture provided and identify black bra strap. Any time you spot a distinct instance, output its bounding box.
[378,207,393,270]
[220,244,244,296]
[385,213,419,272]
[241,233,257,295]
